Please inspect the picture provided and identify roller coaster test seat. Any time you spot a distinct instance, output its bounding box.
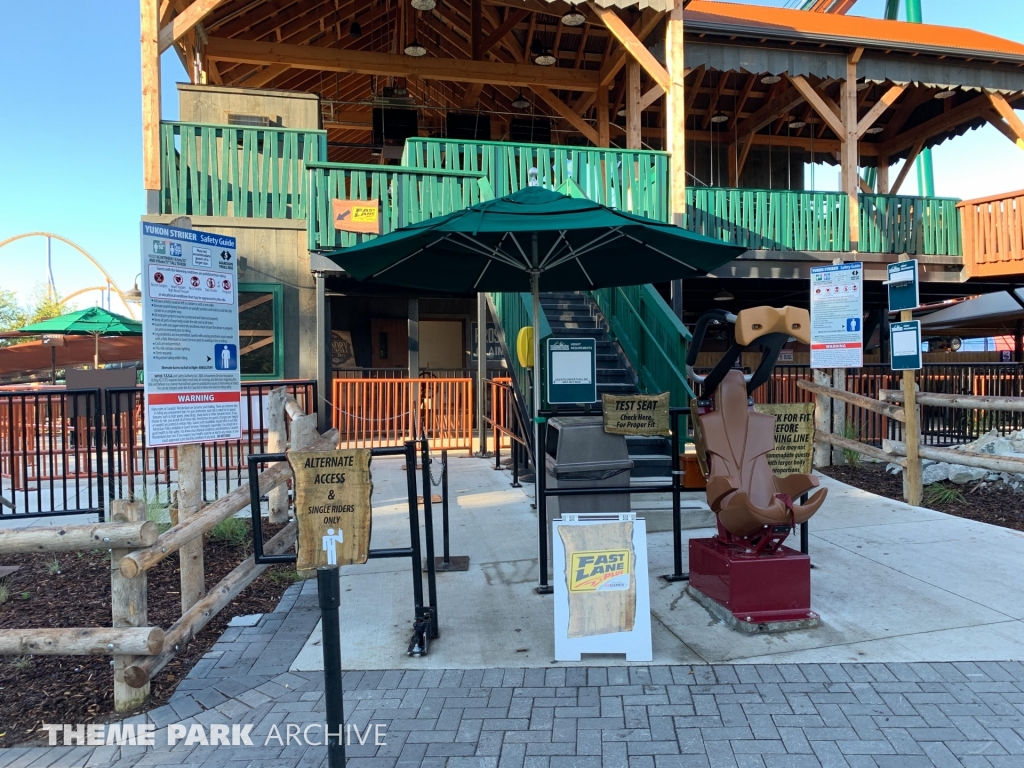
[684,305,826,626]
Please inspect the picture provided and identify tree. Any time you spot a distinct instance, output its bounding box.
[26,284,70,325]
[0,289,28,347]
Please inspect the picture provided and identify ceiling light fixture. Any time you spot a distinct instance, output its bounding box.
[404,39,427,56]
[760,74,781,85]
[349,20,362,37]
[865,126,884,134]
[710,113,728,124]
[934,89,956,99]
[561,5,586,26]
[535,50,556,66]
[512,91,530,109]
[617,107,627,117]
[857,81,871,91]
[714,290,734,302]
[788,120,806,129]
[410,0,436,10]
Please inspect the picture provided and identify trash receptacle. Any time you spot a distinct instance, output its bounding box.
[545,416,633,517]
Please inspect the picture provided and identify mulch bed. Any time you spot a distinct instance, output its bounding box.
[821,462,1024,533]
[0,521,299,747]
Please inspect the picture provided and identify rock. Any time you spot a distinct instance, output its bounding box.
[921,462,950,485]
[947,464,988,484]
[1010,432,1024,453]
[966,430,1015,456]
[885,463,903,475]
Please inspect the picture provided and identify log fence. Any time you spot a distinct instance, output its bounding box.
[0,387,331,711]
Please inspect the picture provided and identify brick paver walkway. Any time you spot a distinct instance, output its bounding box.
[3,584,1024,768]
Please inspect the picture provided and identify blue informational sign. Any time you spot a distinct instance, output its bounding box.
[887,260,920,313]
[214,343,238,370]
[890,321,922,371]
[546,338,597,404]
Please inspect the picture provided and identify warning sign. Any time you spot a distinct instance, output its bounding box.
[332,199,381,234]
[602,392,670,436]
[810,262,863,369]
[289,449,373,571]
[752,402,815,476]
[140,222,240,447]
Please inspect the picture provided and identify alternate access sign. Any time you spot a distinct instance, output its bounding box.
[140,222,241,447]
[810,262,863,369]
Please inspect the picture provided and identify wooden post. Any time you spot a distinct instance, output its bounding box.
[176,444,206,613]
[141,0,161,212]
[877,156,890,195]
[290,413,319,451]
[626,61,641,150]
[597,85,610,148]
[477,293,489,456]
[898,253,923,506]
[267,387,289,523]
[665,1,686,227]
[813,368,833,468]
[831,368,847,465]
[842,52,861,250]
[111,499,149,711]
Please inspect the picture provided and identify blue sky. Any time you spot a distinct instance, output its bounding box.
[1,0,1023,312]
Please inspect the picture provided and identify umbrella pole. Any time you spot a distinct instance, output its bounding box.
[94,333,100,369]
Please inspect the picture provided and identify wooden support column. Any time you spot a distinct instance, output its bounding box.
[111,499,149,711]
[813,368,832,468]
[597,85,610,148]
[665,1,685,227]
[877,156,890,195]
[176,445,206,613]
[842,52,862,250]
[831,368,847,466]
[626,61,641,150]
[141,0,162,213]
[267,387,289,523]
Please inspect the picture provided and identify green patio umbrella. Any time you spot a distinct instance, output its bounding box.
[325,186,744,429]
[20,307,142,369]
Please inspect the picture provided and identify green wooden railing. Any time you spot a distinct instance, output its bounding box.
[488,292,553,410]
[590,285,695,408]
[684,187,850,252]
[860,194,962,256]
[307,162,494,251]
[160,122,326,219]
[402,137,670,222]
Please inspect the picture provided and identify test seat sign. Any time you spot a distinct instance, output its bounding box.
[141,222,241,447]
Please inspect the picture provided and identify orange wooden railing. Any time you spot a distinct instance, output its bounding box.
[958,189,1024,278]
[332,377,474,454]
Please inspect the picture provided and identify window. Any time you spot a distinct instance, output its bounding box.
[238,283,283,379]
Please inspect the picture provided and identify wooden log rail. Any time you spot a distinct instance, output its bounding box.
[0,627,164,656]
[883,438,1024,475]
[118,428,339,578]
[124,521,297,688]
[815,430,907,467]
[797,379,907,421]
[880,390,1024,412]
[0,522,158,555]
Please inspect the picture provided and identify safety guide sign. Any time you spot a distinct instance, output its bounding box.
[809,262,863,369]
[140,222,241,447]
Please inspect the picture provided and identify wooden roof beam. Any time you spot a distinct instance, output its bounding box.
[532,85,600,144]
[159,0,233,53]
[733,81,808,141]
[856,84,906,138]
[478,8,530,57]
[983,110,1024,150]
[593,6,668,91]
[987,91,1024,146]
[205,36,601,89]
[790,75,845,137]
[879,94,990,157]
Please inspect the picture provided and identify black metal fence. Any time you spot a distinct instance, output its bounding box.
[753,363,1024,448]
[0,380,315,520]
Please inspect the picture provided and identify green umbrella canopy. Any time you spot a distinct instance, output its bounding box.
[19,307,142,336]
[325,187,744,293]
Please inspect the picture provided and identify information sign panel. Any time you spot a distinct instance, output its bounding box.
[547,338,597,404]
[887,260,920,312]
[140,222,240,447]
[890,320,923,371]
[602,392,671,436]
[810,262,863,369]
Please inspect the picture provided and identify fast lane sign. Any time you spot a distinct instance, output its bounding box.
[140,222,241,447]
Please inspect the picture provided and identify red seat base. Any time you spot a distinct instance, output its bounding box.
[689,537,815,624]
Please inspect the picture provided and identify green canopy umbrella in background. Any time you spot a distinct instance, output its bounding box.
[20,307,143,369]
[326,186,745,429]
